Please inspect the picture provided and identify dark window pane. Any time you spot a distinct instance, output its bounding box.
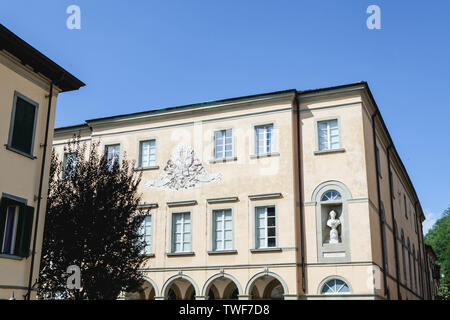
[267,207,275,216]
[268,228,276,237]
[268,238,276,247]
[11,96,36,154]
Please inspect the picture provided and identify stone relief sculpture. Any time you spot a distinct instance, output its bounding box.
[326,210,341,244]
[145,144,222,191]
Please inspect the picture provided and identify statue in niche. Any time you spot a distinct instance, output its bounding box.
[326,210,341,244]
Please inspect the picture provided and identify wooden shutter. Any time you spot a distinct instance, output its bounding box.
[15,205,35,257]
[0,198,9,252]
[11,96,37,155]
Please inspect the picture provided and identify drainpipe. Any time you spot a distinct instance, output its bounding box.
[414,200,424,299]
[371,111,388,298]
[295,94,306,293]
[387,145,402,300]
[26,82,53,300]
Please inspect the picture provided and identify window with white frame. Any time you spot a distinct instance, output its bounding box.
[140,215,152,255]
[255,206,276,248]
[63,152,78,178]
[214,129,233,159]
[139,140,156,168]
[318,119,340,151]
[106,144,120,170]
[213,209,233,251]
[172,212,191,253]
[255,124,273,155]
[321,279,350,294]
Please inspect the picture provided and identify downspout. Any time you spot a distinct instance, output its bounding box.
[387,145,401,299]
[295,93,306,293]
[371,111,388,298]
[414,200,424,299]
[26,82,53,300]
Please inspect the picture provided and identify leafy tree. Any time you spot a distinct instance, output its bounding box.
[38,139,147,299]
[425,207,450,300]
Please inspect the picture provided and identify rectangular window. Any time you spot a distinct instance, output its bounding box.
[1,206,19,255]
[214,129,233,159]
[213,209,233,251]
[8,93,38,156]
[106,144,120,170]
[318,119,340,151]
[255,124,273,155]
[255,206,276,248]
[172,212,191,253]
[0,197,34,258]
[139,140,156,168]
[63,152,78,178]
[140,215,152,255]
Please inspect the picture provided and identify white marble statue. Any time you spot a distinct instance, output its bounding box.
[145,144,221,191]
[326,210,341,244]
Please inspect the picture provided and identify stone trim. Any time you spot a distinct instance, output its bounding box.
[248,193,282,200]
[166,200,197,207]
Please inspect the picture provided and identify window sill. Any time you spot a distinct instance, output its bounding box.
[141,253,155,258]
[250,247,282,253]
[207,250,238,255]
[249,152,280,159]
[4,145,36,160]
[134,165,159,171]
[314,148,345,155]
[166,252,195,257]
[209,157,237,164]
[0,254,24,260]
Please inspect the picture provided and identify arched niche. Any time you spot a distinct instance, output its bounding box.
[312,180,351,263]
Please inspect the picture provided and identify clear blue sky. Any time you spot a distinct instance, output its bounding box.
[2,1,449,233]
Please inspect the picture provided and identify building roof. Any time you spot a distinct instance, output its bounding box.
[0,24,85,92]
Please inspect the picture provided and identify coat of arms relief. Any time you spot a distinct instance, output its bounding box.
[145,144,221,191]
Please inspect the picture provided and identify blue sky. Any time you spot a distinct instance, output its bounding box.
[1,1,449,233]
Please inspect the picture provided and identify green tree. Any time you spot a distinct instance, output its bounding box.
[425,207,450,300]
[38,139,147,299]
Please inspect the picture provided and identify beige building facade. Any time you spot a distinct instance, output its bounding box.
[0,25,84,300]
[53,82,436,300]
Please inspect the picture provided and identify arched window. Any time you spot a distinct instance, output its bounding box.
[321,191,342,202]
[321,279,350,295]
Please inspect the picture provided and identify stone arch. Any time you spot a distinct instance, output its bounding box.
[161,274,200,300]
[317,275,353,295]
[142,276,159,298]
[245,271,288,297]
[202,273,243,297]
[311,180,352,203]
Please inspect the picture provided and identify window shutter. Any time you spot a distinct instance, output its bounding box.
[11,96,36,155]
[16,205,34,257]
[0,199,9,251]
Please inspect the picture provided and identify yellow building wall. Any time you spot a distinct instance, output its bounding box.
[0,52,59,299]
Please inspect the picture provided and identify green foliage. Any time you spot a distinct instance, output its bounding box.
[38,139,147,299]
[425,207,450,300]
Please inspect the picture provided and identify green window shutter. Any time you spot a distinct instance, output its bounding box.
[15,205,34,258]
[11,96,37,155]
[0,199,9,251]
